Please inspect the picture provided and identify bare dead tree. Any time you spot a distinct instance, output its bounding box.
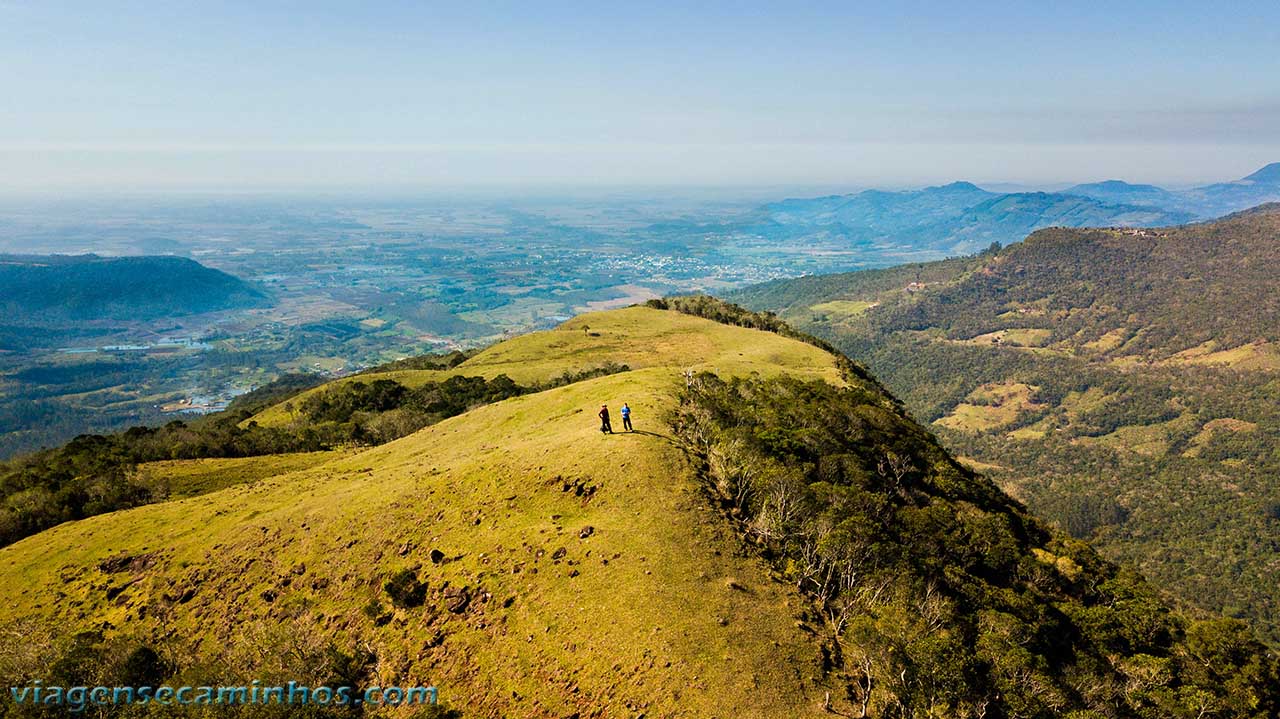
[854,653,875,718]
[916,579,951,633]
[877,451,916,493]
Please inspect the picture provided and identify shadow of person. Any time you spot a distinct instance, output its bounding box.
[622,429,677,443]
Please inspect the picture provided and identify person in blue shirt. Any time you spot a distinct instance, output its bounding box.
[620,403,633,432]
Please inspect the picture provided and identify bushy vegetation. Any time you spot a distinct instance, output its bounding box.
[289,362,628,445]
[0,420,325,548]
[383,569,428,609]
[832,336,1280,644]
[674,372,1280,717]
[224,373,329,415]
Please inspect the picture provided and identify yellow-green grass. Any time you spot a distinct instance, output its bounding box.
[1008,420,1051,440]
[132,451,351,500]
[1183,417,1259,458]
[1004,387,1113,440]
[0,309,847,716]
[955,456,1007,473]
[249,306,845,427]
[1076,414,1199,458]
[1082,328,1130,354]
[1058,387,1111,416]
[1165,341,1280,371]
[936,382,1041,433]
[956,328,1053,348]
[808,299,878,320]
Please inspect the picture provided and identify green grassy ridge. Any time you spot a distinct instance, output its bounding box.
[0,307,850,717]
[247,305,846,428]
[0,352,626,551]
[0,304,841,553]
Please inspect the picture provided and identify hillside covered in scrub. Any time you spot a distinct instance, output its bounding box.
[0,300,1277,718]
[733,204,1280,646]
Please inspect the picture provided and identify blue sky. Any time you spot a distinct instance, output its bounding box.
[2,1,1278,191]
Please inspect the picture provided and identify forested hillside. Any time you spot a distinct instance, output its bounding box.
[734,205,1280,644]
[0,254,267,325]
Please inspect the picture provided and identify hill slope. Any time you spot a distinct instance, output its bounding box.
[0,254,268,324]
[1051,164,1280,218]
[1183,163,1280,216]
[1064,180,1188,210]
[733,206,1280,644]
[1,303,1276,717]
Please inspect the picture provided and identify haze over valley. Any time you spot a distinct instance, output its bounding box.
[5,162,1279,457]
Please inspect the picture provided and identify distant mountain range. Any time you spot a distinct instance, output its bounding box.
[760,162,1280,255]
[0,254,268,325]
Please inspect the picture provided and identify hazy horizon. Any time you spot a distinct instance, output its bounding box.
[3,1,1279,192]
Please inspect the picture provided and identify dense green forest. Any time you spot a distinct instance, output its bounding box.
[732,205,1280,645]
[673,370,1278,718]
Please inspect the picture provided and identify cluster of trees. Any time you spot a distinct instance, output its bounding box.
[674,371,1280,718]
[356,349,476,374]
[0,418,326,548]
[287,362,629,446]
[287,375,525,446]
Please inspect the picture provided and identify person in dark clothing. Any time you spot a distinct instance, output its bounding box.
[620,403,633,431]
[598,404,613,434]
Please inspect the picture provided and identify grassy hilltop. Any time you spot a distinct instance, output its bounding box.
[1,302,1277,718]
[0,307,845,717]
[244,305,843,428]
